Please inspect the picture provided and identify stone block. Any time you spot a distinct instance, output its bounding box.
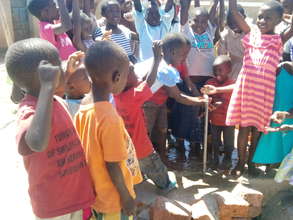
[232,184,263,208]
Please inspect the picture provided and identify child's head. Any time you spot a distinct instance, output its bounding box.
[280,0,293,14]
[227,4,246,33]
[27,0,59,22]
[190,7,209,34]
[80,12,93,39]
[65,65,91,99]
[145,2,161,26]
[85,41,129,95]
[117,0,132,14]
[124,62,138,90]
[256,1,283,34]
[213,55,232,83]
[5,38,61,96]
[101,0,121,26]
[162,33,191,67]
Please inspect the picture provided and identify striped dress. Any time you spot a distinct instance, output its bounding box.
[226,27,283,132]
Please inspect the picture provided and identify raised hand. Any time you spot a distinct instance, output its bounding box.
[66,51,85,76]
[38,60,61,91]
[152,40,162,62]
[101,30,112,41]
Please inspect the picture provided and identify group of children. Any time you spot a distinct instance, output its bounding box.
[6,0,293,219]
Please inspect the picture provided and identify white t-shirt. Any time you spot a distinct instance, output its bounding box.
[182,21,216,77]
[133,7,174,61]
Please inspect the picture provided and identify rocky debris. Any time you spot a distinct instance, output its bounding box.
[149,185,263,220]
[191,195,219,220]
[260,189,293,220]
[214,191,250,219]
[149,196,192,220]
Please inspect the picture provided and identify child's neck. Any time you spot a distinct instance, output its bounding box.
[40,17,54,24]
[92,85,111,102]
[163,56,175,66]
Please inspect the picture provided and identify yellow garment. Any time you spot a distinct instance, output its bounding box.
[75,102,142,213]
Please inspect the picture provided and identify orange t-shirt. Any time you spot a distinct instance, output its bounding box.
[74,102,142,213]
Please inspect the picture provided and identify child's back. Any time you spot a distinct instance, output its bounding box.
[75,41,142,217]
[6,38,94,218]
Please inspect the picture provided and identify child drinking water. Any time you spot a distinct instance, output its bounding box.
[203,0,293,176]
[115,41,176,194]
[28,0,76,61]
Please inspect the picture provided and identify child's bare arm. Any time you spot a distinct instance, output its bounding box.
[146,41,162,87]
[133,0,142,12]
[201,83,235,95]
[130,31,139,41]
[281,14,293,43]
[180,0,191,25]
[53,0,73,35]
[106,162,136,216]
[165,0,174,12]
[209,0,219,26]
[228,0,250,34]
[218,0,225,31]
[166,86,208,105]
[72,0,87,52]
[25,61,61,152]
[83,0,91,16]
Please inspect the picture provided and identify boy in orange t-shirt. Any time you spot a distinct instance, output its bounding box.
[74,41,142,219]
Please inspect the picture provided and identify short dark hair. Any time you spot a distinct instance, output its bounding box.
[100,0,120,17]
[5,38,60,91]
[85,41,128,82]
[262,0,284,18]
[162,33,191,54]
[227,4,246,25]
[27,0,49,18]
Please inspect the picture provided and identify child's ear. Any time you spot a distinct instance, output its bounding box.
[112,70,120,83]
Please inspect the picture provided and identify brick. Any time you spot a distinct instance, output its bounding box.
[150,196,192,220]
[213,191,250,218]
[191,195,219,220]
[232,184,263,208]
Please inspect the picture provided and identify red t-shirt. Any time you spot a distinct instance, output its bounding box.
[114,82,154,159]
[176,63,188,79]
[206,78,235,126]
[16,95,95,218]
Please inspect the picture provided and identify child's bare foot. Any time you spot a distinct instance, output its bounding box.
[230,163,245,176]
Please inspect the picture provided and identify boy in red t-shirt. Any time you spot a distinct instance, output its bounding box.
[115,41,176,193]
[204,55,235,170]
[6,38,95,219]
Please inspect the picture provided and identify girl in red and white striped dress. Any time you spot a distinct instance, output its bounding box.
[203,0,293,176]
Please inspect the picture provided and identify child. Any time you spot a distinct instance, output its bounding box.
[114,41,176,193]
[65,64,91,117]
[138,33,208,158]
[204,55,235,170]
[74,41,142,218]
[6,38,95,219]
[93,0,139,63]
[218,4,247,80]
[132,0,175,61]
[180,0,224,87]
[253,61,293,167]
[27,0,76,61]
[203,0,293,176]
[71,0,95,52]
